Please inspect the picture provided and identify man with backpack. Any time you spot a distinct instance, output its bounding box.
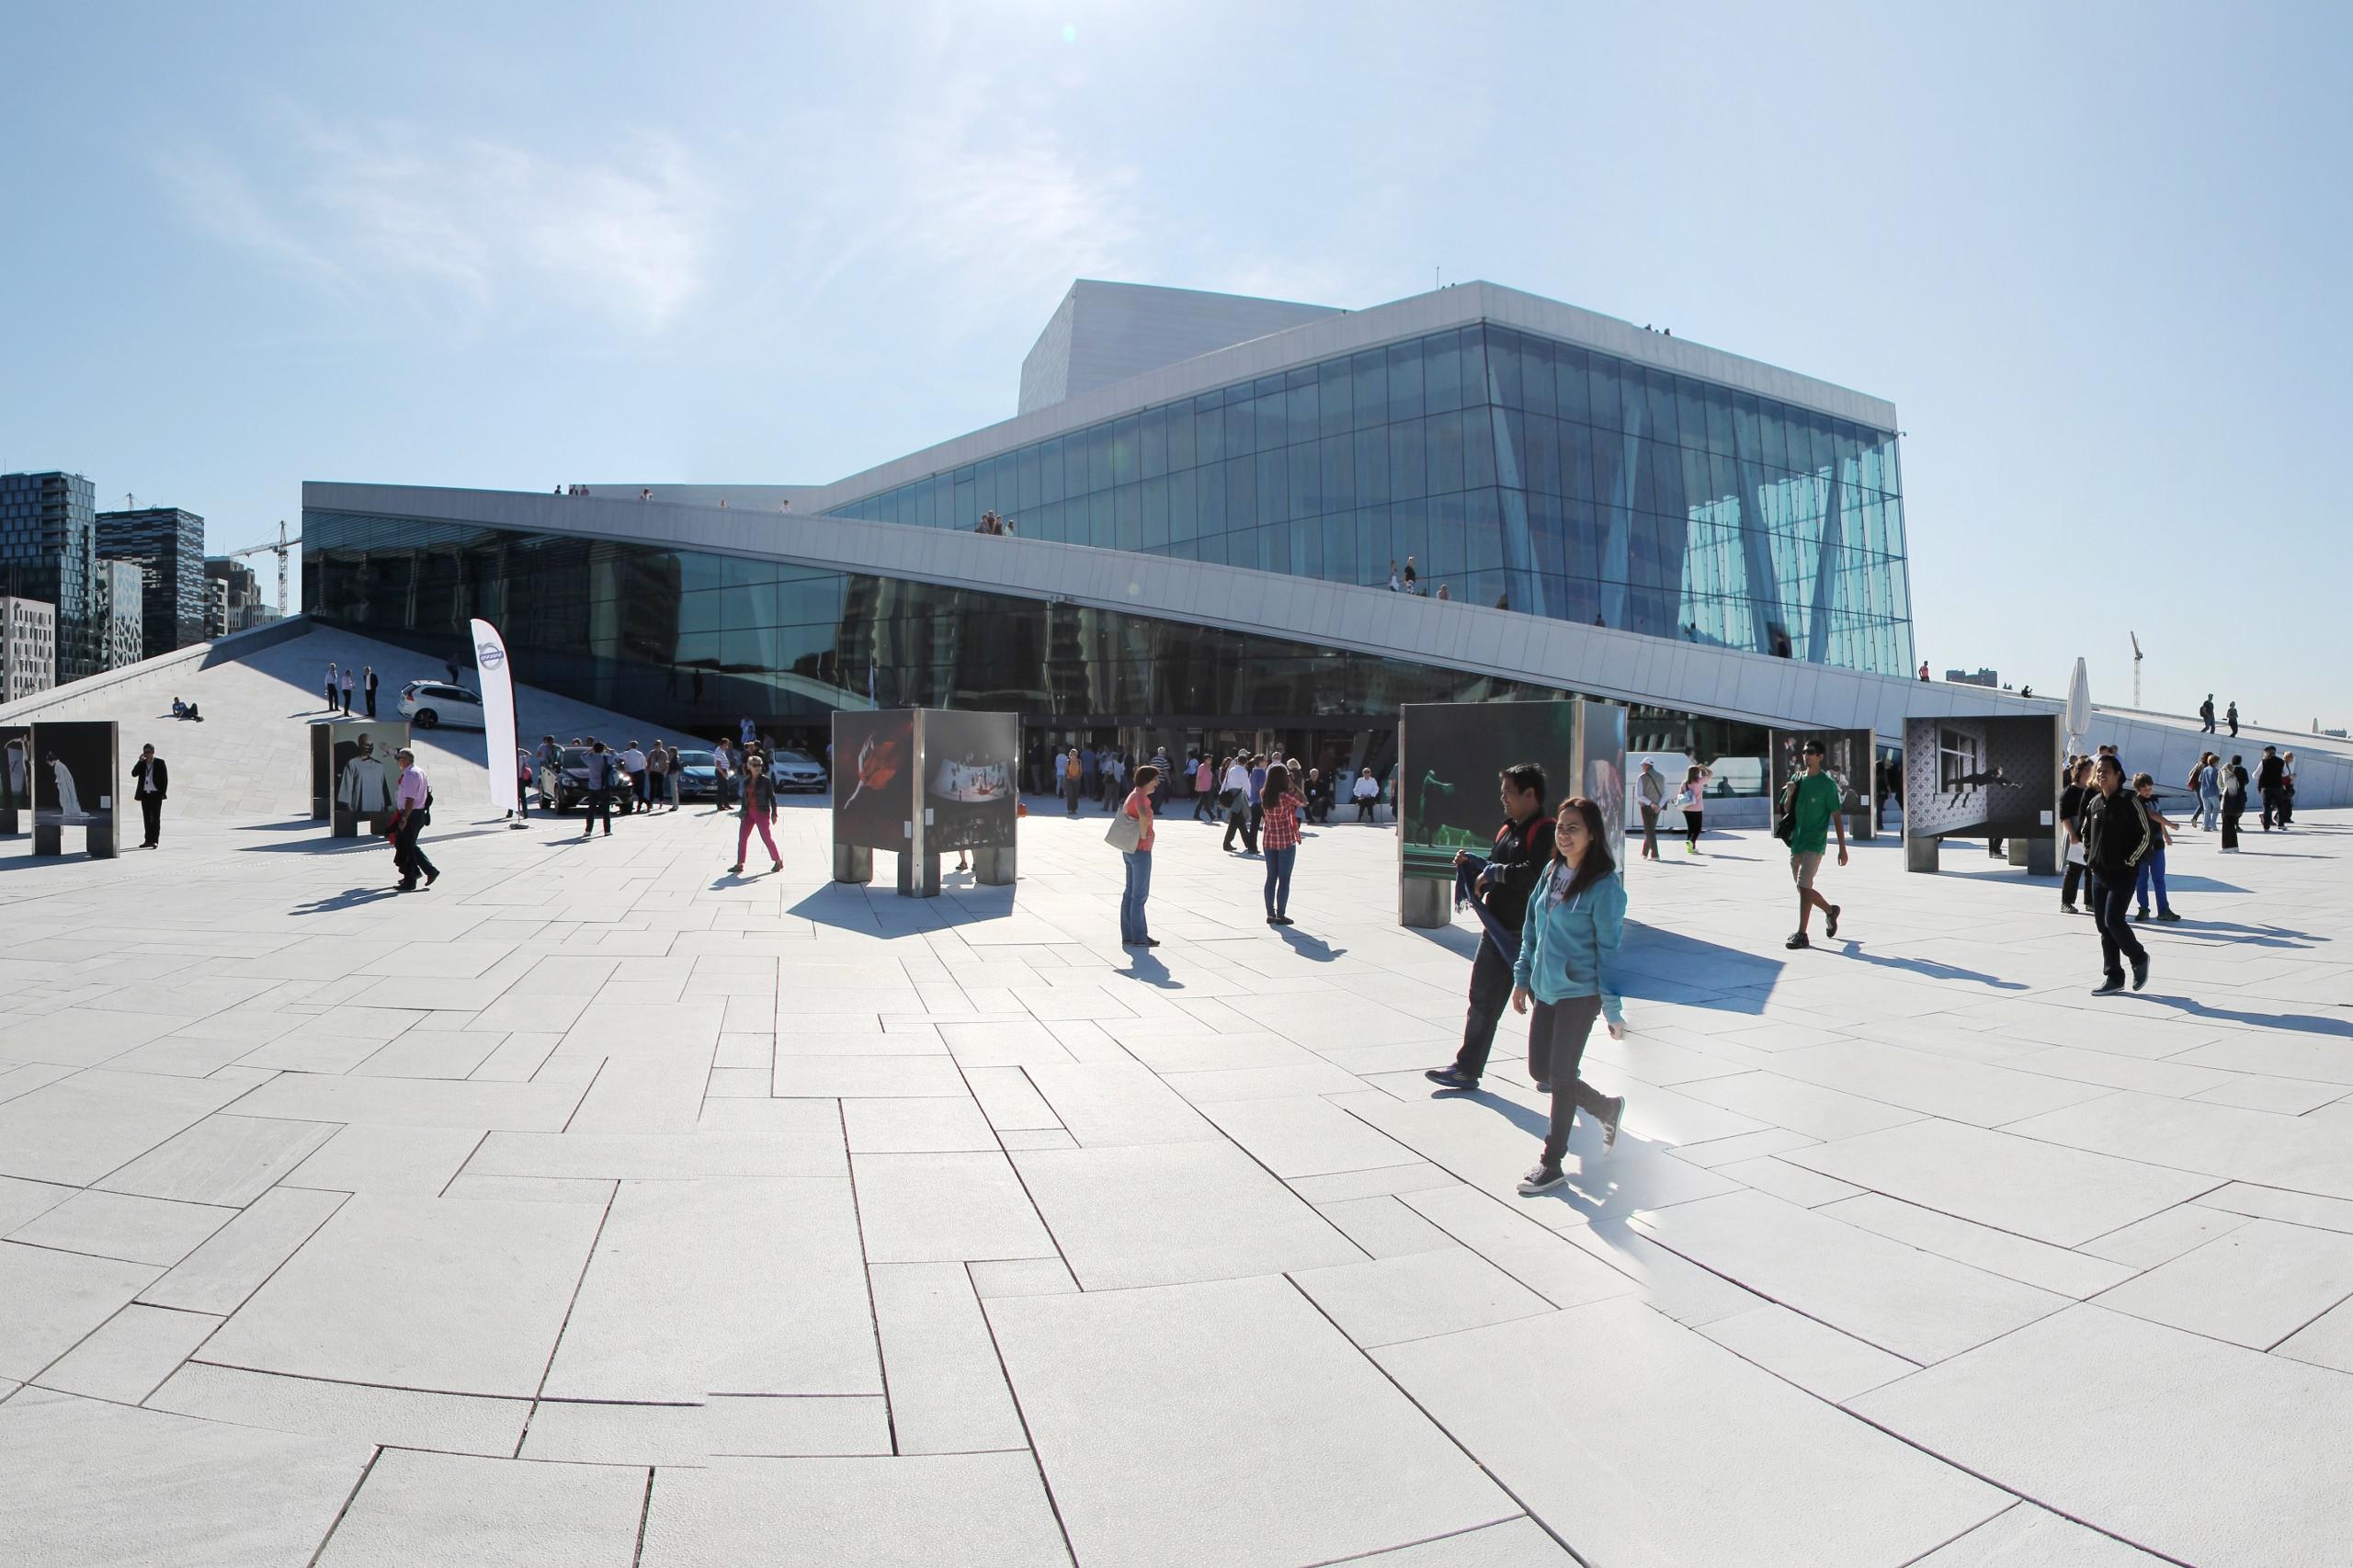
[581,739,619,838]
[1424,764,1555,1092]
[1777,738,1848,950]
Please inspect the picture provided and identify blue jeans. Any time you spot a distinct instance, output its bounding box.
[2135,846,2172,915]
[1120,848,1153,943]
[1263,845,1296,916]
[2199,790,2221,831]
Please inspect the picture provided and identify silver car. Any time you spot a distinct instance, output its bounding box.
[770,749,827,791]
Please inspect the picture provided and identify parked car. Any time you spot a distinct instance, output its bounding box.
[672,749,717,801]
[542,746,642,813]
[769,749,827,792]
[399,680,484,731]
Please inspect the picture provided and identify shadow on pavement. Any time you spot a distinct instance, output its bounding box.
[1836,940,2028,990]
[1119,950,1184,989]
[1275,928,1347,962]
[787,886,886,935]
[2153,994,2353,1039]
[291,887,402,915]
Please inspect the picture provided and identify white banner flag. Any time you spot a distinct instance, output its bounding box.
[470,618,519,818]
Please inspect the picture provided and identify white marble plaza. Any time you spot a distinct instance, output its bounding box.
[2,783,2349,1566]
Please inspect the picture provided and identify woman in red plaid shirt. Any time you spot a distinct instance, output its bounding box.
[1261,763,1302,926]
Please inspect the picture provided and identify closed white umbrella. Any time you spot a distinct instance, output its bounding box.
[2064,657,2092,753]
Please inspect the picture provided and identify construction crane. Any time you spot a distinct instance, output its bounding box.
[2131,631,2143,708]
[223,520,301,616]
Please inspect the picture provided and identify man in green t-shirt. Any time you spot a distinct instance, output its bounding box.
[1783,738,1849,950]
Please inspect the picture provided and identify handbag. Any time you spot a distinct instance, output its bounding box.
[1771,778,1798,843]
[1104,810,1142,853]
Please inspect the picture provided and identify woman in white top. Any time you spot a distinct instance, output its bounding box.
[1351,767,1381,823]
[1678,764,1714,855]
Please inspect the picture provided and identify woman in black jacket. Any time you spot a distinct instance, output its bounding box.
[2058,757,2095,912]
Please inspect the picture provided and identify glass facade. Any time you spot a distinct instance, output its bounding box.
[829,323,1913,676]
[303,509,1586,740]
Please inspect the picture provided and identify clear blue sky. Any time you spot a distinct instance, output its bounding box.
[6,2,2347,728]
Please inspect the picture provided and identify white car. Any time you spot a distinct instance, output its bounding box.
[770,749,827,791]
[399,680,485,730]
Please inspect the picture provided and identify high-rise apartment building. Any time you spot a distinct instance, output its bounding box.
[202,555,275,636]
[0,596,56,702]
[0,472,97,683]
[96,506,205,655]
[97,558,145,670]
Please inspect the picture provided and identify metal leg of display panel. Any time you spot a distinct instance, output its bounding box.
[833,845,872,884]
[1399,876,1451,928]
[972,846,1016,886]
[896,851,941,899]
[2012,836,2056,875]
[1905,835,1939,873]
[31,824,109,858]
[0,809,16,835]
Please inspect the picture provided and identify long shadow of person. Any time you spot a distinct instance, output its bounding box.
[291,887,401,915]
[1274,928,1347,963]
[1837,939,2028,990]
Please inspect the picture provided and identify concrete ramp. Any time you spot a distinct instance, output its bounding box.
[0,619,686,820]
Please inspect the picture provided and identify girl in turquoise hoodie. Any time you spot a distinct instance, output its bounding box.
[1510,794,1630,1195]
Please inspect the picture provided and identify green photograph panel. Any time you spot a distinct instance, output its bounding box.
[1398,700,1579,881]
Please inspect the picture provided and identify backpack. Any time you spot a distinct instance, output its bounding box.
[1772,777,1799,843]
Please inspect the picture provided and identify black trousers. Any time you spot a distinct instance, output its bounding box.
[1453,937,1517,1080]
[365,689,377,718]
[585,788,612,835]
[1356,797,1377,821]
[2088,873,2145,979]
[1530,994,1611,1166]
[393,815,438,884]
[2222,799,2242,848]
[140,794,163,846]
[1193,789,1216,822]
[2061,858,2086,906]
[1063,780,1081,815]
[1684,811,1703,846]
[1222,803,1257,852]
[2260,788,2284,830]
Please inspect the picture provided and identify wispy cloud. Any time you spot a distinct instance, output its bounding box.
[756,58,1142,348]
[154,145,355,301]
[156,116,716,338]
